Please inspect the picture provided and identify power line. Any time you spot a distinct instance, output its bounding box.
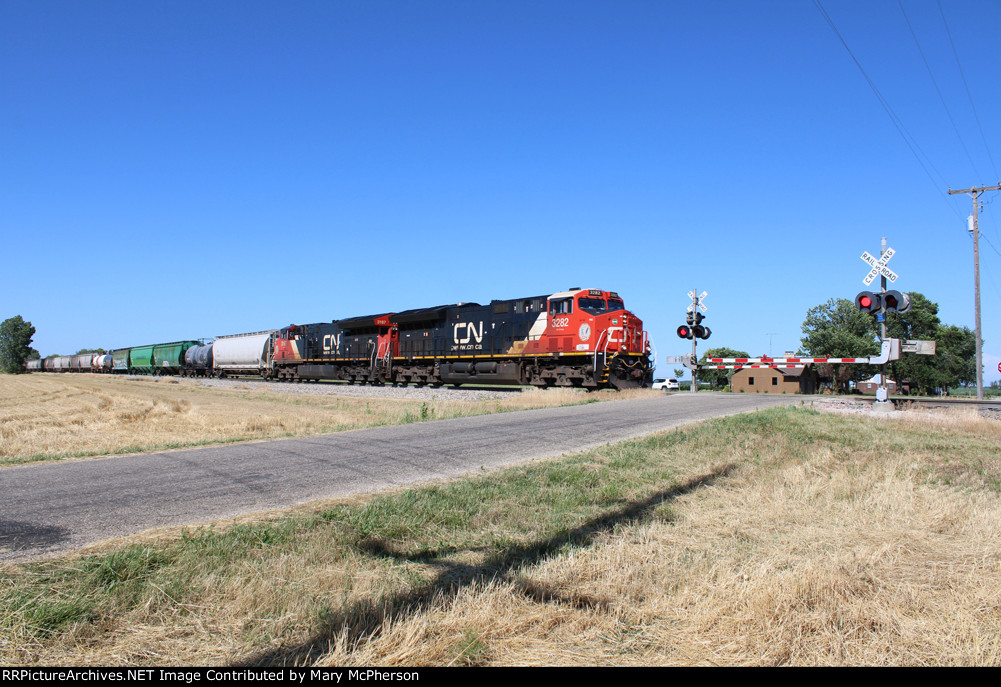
[813,0,962,222]
[898,0,983,181]
[980,229,1001,260]
[937,0,1000,180]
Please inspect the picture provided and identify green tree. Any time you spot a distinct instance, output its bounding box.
[884,292,941,394]
[884,293,978,394]
[0,316,37,374]
[800,298,879,393]
[673,368,685,380]
[936,324,977,392]
[698,347,750,389]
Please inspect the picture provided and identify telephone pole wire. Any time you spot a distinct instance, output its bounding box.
[948,183,1001,400]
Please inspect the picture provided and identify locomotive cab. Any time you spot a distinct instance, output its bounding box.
[542,289,647,356]
[273,325,303,365]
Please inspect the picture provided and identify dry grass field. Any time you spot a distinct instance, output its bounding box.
[0,374,646,466]
[2,402,999,666]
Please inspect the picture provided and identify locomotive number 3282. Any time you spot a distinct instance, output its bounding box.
[551,317,570,329]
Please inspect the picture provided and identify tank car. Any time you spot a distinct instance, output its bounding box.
[92,354,114,373]
[183,343,214,377]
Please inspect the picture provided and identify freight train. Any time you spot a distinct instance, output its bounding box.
[26,288,654,389]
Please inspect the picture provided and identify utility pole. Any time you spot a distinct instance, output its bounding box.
[948,183,1001,400]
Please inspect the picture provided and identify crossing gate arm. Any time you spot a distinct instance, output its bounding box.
[706,364,806,370]
[704,340,899,369]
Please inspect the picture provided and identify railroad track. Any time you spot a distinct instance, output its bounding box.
[886,396,1001,411]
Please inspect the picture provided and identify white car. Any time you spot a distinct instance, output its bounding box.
[652,378,680,391]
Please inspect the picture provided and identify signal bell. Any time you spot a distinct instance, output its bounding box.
[686,312,704,326]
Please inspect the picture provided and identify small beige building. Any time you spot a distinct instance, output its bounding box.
[857,376,898,394]
[731,366,818,394]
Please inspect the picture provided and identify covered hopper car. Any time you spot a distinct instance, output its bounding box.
[210,331,276,378]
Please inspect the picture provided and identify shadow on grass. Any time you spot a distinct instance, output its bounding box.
[236,463,736,666]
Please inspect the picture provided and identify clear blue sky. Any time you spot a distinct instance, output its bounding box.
[3,1,999,383]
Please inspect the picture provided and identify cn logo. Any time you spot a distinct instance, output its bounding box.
[322,333,341,353]
[453,321,484,345]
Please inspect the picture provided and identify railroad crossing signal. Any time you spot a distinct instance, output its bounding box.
[678,298,710,340]
[856,246,910,318]
[679,289,710,392]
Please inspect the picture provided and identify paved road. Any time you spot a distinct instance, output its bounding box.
[0,393,797,560]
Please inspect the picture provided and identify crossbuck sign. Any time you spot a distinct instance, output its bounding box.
[686,290,708,313]
[861,248,897,285]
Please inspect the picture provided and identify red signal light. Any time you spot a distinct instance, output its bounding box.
[677,325,692,339]
[855,291,881,314]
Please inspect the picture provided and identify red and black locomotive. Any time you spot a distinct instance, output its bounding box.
[272,288,652,389]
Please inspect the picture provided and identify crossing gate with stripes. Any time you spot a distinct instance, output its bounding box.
[701,339,900,370]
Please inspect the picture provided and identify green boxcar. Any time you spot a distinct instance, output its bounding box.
[153,341,200,375]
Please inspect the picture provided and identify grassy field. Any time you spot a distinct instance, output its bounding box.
[2,404,999,666]
[0,374,649,466]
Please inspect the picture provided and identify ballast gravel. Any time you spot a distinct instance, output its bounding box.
[811,397,1001,421]
[176,376,518,402]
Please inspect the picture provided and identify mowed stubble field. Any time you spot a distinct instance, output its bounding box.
[1,373,1000,666]
[0,374,648,466]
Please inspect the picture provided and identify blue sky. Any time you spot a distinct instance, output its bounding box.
[3,1,999,383]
